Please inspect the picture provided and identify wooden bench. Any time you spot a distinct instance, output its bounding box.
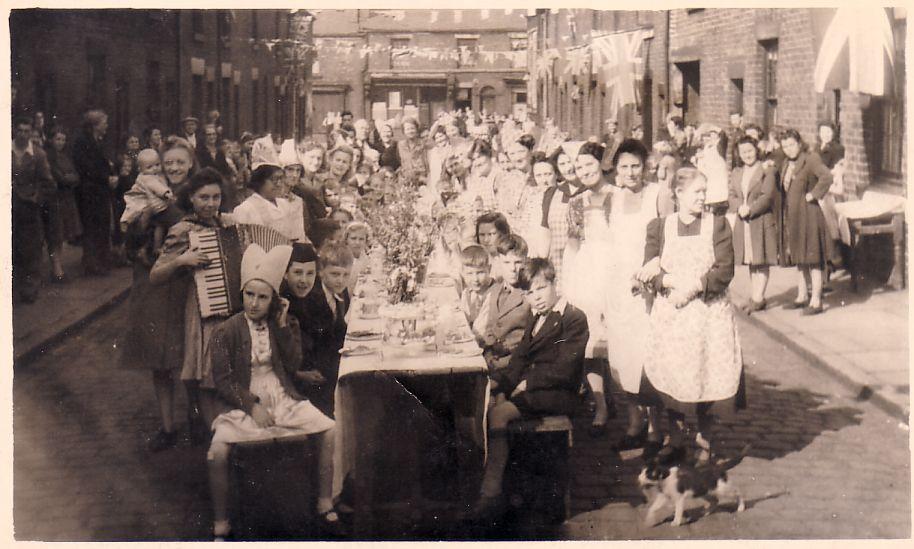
[848,212,906,292]
[229,435,319,540]
[504,415,574,524]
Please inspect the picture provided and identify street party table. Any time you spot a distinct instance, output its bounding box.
[332,267,490,535]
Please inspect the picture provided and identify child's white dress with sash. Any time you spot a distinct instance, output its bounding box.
[211,317,335,444]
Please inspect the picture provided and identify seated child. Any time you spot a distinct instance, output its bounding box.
[343,221,371,295]
[458,245,498,331]
[308,218,344,251]
[120,148,174,231]
[471,257,589,519]
[292,243,353,417]
[480,234,533,373]
[206,243,341,540]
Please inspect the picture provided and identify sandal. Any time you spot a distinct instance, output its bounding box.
[316,509,348,537]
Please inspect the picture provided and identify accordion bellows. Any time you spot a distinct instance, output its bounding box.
[189,224,291,318]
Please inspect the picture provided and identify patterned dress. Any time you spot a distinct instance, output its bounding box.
[643,214,743,413]
[157,214,233,387]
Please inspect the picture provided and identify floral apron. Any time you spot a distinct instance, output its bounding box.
[644,214,742,403]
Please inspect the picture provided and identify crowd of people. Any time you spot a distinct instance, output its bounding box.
[11,102,845,536]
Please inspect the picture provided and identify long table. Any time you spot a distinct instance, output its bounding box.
[332,279,490,535]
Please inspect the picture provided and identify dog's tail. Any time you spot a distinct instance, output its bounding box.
[717,444,751,471]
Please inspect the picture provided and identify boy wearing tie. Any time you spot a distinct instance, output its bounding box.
[471,257,589,519]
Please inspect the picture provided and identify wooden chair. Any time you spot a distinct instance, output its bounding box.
[505,415,574,524]
[848,212,905,292]
[229,435,319,540]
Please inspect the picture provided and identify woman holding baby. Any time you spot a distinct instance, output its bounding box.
[121,136,203,452]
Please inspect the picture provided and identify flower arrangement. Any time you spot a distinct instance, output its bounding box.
[361,183,438,304]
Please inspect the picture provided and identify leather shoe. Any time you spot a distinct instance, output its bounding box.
[783,298,809,310]
[467,494,505,522]
[613,427,648,451]
[745,299,767,313]
[802,304,824,316]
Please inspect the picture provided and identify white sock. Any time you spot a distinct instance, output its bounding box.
[317,497,334,514]
[213,519,230,537]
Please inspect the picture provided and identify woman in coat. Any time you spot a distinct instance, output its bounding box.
[71,109,117,276]
[778,129,833,315]
[728,135,779,312]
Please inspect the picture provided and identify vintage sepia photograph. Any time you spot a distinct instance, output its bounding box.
[8,5,910,542]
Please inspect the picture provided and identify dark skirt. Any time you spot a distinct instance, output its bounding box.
[120,263,187,372]
[638,368,747,418]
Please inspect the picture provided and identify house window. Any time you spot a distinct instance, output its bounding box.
[146,61,162,124]
[873,17,906,177]
[457,38,479,68]
[218,10,232,48]
[730,78,744,116]
[762,39,778,130]
[251,11,258,40]
[192,10,204,41]
[390,38,411,69]
[190,74,203,120]
[251,78,259,133]
[87,53,106,104]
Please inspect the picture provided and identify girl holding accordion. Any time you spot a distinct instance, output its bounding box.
[150,167,234,445]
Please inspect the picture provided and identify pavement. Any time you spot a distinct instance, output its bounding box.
[10,239,911,540]
[728,260,909,421]
[12,243,132,366]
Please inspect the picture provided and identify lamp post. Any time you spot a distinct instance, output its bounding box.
[288,9,316,139]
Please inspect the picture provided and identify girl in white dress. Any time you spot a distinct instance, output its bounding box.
[206,244,339,540]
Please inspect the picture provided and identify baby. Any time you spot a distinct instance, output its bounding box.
[120,148,174,231]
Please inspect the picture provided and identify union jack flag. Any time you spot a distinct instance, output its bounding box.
[591,29,644,116]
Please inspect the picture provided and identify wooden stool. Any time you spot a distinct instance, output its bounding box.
[504,415,574,524]
[229,435,318,540]
[848,212,906,292]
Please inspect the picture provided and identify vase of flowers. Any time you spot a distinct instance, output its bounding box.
[361,183,437,304]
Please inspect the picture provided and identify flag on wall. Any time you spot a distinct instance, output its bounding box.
[811,7,896,96]
[591,29,644,116]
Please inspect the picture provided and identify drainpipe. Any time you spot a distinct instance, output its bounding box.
[175,10,182,129]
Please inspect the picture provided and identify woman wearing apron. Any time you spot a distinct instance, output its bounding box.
[637,166,744,465]
[602,139,663,450]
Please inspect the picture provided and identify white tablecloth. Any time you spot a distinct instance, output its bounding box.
[833,191,906,245]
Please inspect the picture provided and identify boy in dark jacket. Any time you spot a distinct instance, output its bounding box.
[291,243,353,417]
[471,257,589,518]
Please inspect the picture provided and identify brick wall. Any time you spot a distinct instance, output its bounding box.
[11,9,290,145]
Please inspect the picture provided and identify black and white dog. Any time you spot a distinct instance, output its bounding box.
[638,445,750,527]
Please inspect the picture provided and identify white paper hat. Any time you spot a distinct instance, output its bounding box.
[250,135,282,171]
[560,140,585,159]
[241,243,293,294]
[278,139,302,168]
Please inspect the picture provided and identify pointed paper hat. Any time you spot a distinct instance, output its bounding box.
[278,139,303,168]
[250,135,282,171]
[560,140,585,160]
[241,243,293,294]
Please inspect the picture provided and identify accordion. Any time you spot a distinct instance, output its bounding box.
[189,224,290,318]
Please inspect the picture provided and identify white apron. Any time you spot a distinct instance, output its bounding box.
[604,185,659,393]
[643,215,742,403]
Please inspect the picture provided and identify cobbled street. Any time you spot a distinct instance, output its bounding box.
[13,301,910,541]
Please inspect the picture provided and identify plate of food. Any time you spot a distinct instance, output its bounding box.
[445,332,475,345]
[347,330,383,341]
[340,345,378,357]
[439,345,483,358]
